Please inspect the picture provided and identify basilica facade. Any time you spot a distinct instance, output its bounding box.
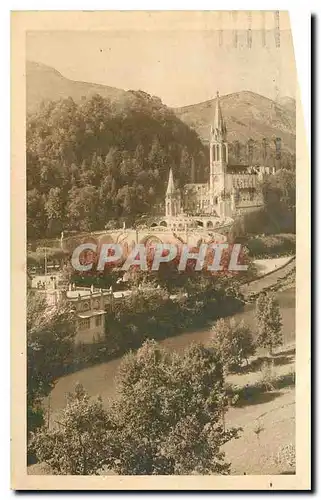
[164,92,274,229]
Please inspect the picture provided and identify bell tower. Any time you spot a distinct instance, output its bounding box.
[209,91,228,207]
[165,168,181,217]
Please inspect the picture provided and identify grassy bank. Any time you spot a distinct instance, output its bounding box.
[246,234,295,259]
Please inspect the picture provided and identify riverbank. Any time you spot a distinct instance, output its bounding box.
[29,278,295,476]
[30,339,295,476]
[46,286,295,419]
[241,258,295,300]
[43,257,295,415]
[253,256,293,276]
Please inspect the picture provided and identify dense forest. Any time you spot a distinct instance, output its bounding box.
[27,92,209,239]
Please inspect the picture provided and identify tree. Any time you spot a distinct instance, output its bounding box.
[27,188,46,239]
[229,209,269,239]
[30,341,242,475]
[66,185,99,231]
[30,384,113,475]
[211,318,256,371]
[256,293,283,354]
[27,293,76,438]
[27,95,207,238]
[44,187,65,235]
[261,169,296,233]
[179,146,191,185]
[109,340,240,474]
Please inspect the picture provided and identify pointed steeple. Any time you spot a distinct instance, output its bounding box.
[213,91,227,141]
[165,167,181,218]
[166,168,176,195]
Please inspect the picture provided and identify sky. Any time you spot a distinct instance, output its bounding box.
[26,26,297,108]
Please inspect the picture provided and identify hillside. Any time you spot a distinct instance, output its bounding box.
[174,91,296,155]
[277,96,296,114]
[27,61,295,161]
[27,61,132,115]
[26,62,296,239]
[26,81,208,239]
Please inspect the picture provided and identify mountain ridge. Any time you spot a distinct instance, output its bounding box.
[174,90,295,154]
[26,60,296,157]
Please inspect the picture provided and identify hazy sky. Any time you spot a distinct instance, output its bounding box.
[27,28,296,107]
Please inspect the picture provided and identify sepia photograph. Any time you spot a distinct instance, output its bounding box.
[11,10,310,490]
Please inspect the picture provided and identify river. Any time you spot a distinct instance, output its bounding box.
[48,286,295,418]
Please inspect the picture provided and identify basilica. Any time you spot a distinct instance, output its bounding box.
[164,92,274,230]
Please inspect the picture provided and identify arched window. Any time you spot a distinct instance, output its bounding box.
[217,145,220,161]
[207,221,214,229]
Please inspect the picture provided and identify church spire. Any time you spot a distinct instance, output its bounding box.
[213,91,227,141]
[166,168,176,195]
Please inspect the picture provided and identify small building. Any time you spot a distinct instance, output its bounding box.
[33,282,132,344]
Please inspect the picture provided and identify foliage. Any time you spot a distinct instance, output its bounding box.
[261,168,296,234]
[262,169,295,214]
[255,293,283,354]
[226,369,295,408]
[30,384,113,475]
[109,340,241,474]
[27,246,70,270]
[245,234,295,258]
[31,342,241,475]
[27,292,76,436]
[210,318,256,371]
[273,443,295,473]
[27,94,208,238]
[69,239,252,296]
[229,169,296,239]
[229,209,269,240]
[103,279,243,355]
[258,360,277,391]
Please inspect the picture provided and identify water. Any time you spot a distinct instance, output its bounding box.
[48,287,295,416]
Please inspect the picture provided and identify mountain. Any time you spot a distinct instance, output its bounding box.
[276,96,296,114]
[174,91,295,154]
[27,61,296,157]
[26,75,209,239]
[27,61,129,114]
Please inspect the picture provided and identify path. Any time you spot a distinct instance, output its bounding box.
[241,258,295,300]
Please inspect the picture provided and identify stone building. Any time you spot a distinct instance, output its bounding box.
[164,91,275,228]
[33,281,131,344]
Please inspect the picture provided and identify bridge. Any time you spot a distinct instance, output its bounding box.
[60,223,232,254]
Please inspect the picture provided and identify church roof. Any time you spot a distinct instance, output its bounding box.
[166,168,176,195]
[213,91,227,139]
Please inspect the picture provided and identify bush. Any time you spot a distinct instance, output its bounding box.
[259,360,277,391]
[211,318,256,372]
[256,293,283,354]
[30,384,113,475]
[246,234,295,258]
[273,443,295,473]
[31,342,242,475]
